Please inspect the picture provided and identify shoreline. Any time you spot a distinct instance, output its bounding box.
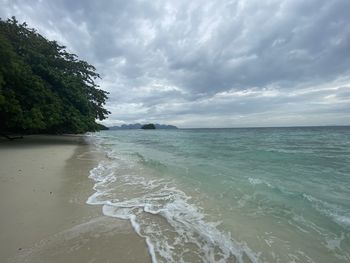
[0,135,150,263]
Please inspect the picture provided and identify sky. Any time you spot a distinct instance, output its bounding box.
[1,0,350,128]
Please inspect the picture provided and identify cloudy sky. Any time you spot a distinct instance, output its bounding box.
[1,0,350,127]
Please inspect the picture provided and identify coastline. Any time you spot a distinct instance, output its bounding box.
[0,135,150,263]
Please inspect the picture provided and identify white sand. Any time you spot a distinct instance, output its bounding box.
[0,135,150,263]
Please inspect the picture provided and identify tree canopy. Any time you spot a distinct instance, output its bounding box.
[0,17,110,134]
[141,123,156,129]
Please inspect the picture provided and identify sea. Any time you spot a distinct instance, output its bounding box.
[87,127,350,263]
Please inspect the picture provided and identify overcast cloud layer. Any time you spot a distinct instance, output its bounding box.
[1,0,350,127]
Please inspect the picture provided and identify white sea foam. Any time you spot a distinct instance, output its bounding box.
[248,177,273,188]
[87,140,261,263]
[303,194,350,229]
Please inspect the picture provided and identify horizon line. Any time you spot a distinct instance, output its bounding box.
[180,125,350,129]
[106,124,350,129]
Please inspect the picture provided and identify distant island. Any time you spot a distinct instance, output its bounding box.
[109,123,178,130]
[141,124,156,129]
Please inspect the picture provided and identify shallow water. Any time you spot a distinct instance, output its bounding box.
[87,127,350,263]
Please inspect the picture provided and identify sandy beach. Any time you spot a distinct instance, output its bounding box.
[0,135,150,263]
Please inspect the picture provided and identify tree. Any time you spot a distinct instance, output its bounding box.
[141,123,156,129]
[0,17,110,134]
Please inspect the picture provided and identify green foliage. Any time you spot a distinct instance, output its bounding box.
[96,123,109,130]
[0,17,110,134]
[141,123,156,129]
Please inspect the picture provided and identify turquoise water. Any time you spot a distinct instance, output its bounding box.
[88,127,350,263]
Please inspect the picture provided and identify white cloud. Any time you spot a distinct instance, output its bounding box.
[1,0,350,127]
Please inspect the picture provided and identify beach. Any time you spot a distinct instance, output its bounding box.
[0,135,150,263]
[1,128,349,263]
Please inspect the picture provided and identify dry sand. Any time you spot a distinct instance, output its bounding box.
[0,135,150,263]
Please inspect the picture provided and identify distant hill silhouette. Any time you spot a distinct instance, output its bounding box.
[109,123,178,130]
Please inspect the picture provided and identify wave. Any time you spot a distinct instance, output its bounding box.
[87,150,261,263]
[303,194,350,229]
[248,177,273,188]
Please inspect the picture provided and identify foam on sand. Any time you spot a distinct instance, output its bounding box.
[87,156,261,263]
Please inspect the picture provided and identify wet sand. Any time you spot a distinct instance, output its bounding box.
[0,135,150,263]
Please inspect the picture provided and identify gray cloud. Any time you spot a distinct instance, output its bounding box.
[1,0,350,127]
